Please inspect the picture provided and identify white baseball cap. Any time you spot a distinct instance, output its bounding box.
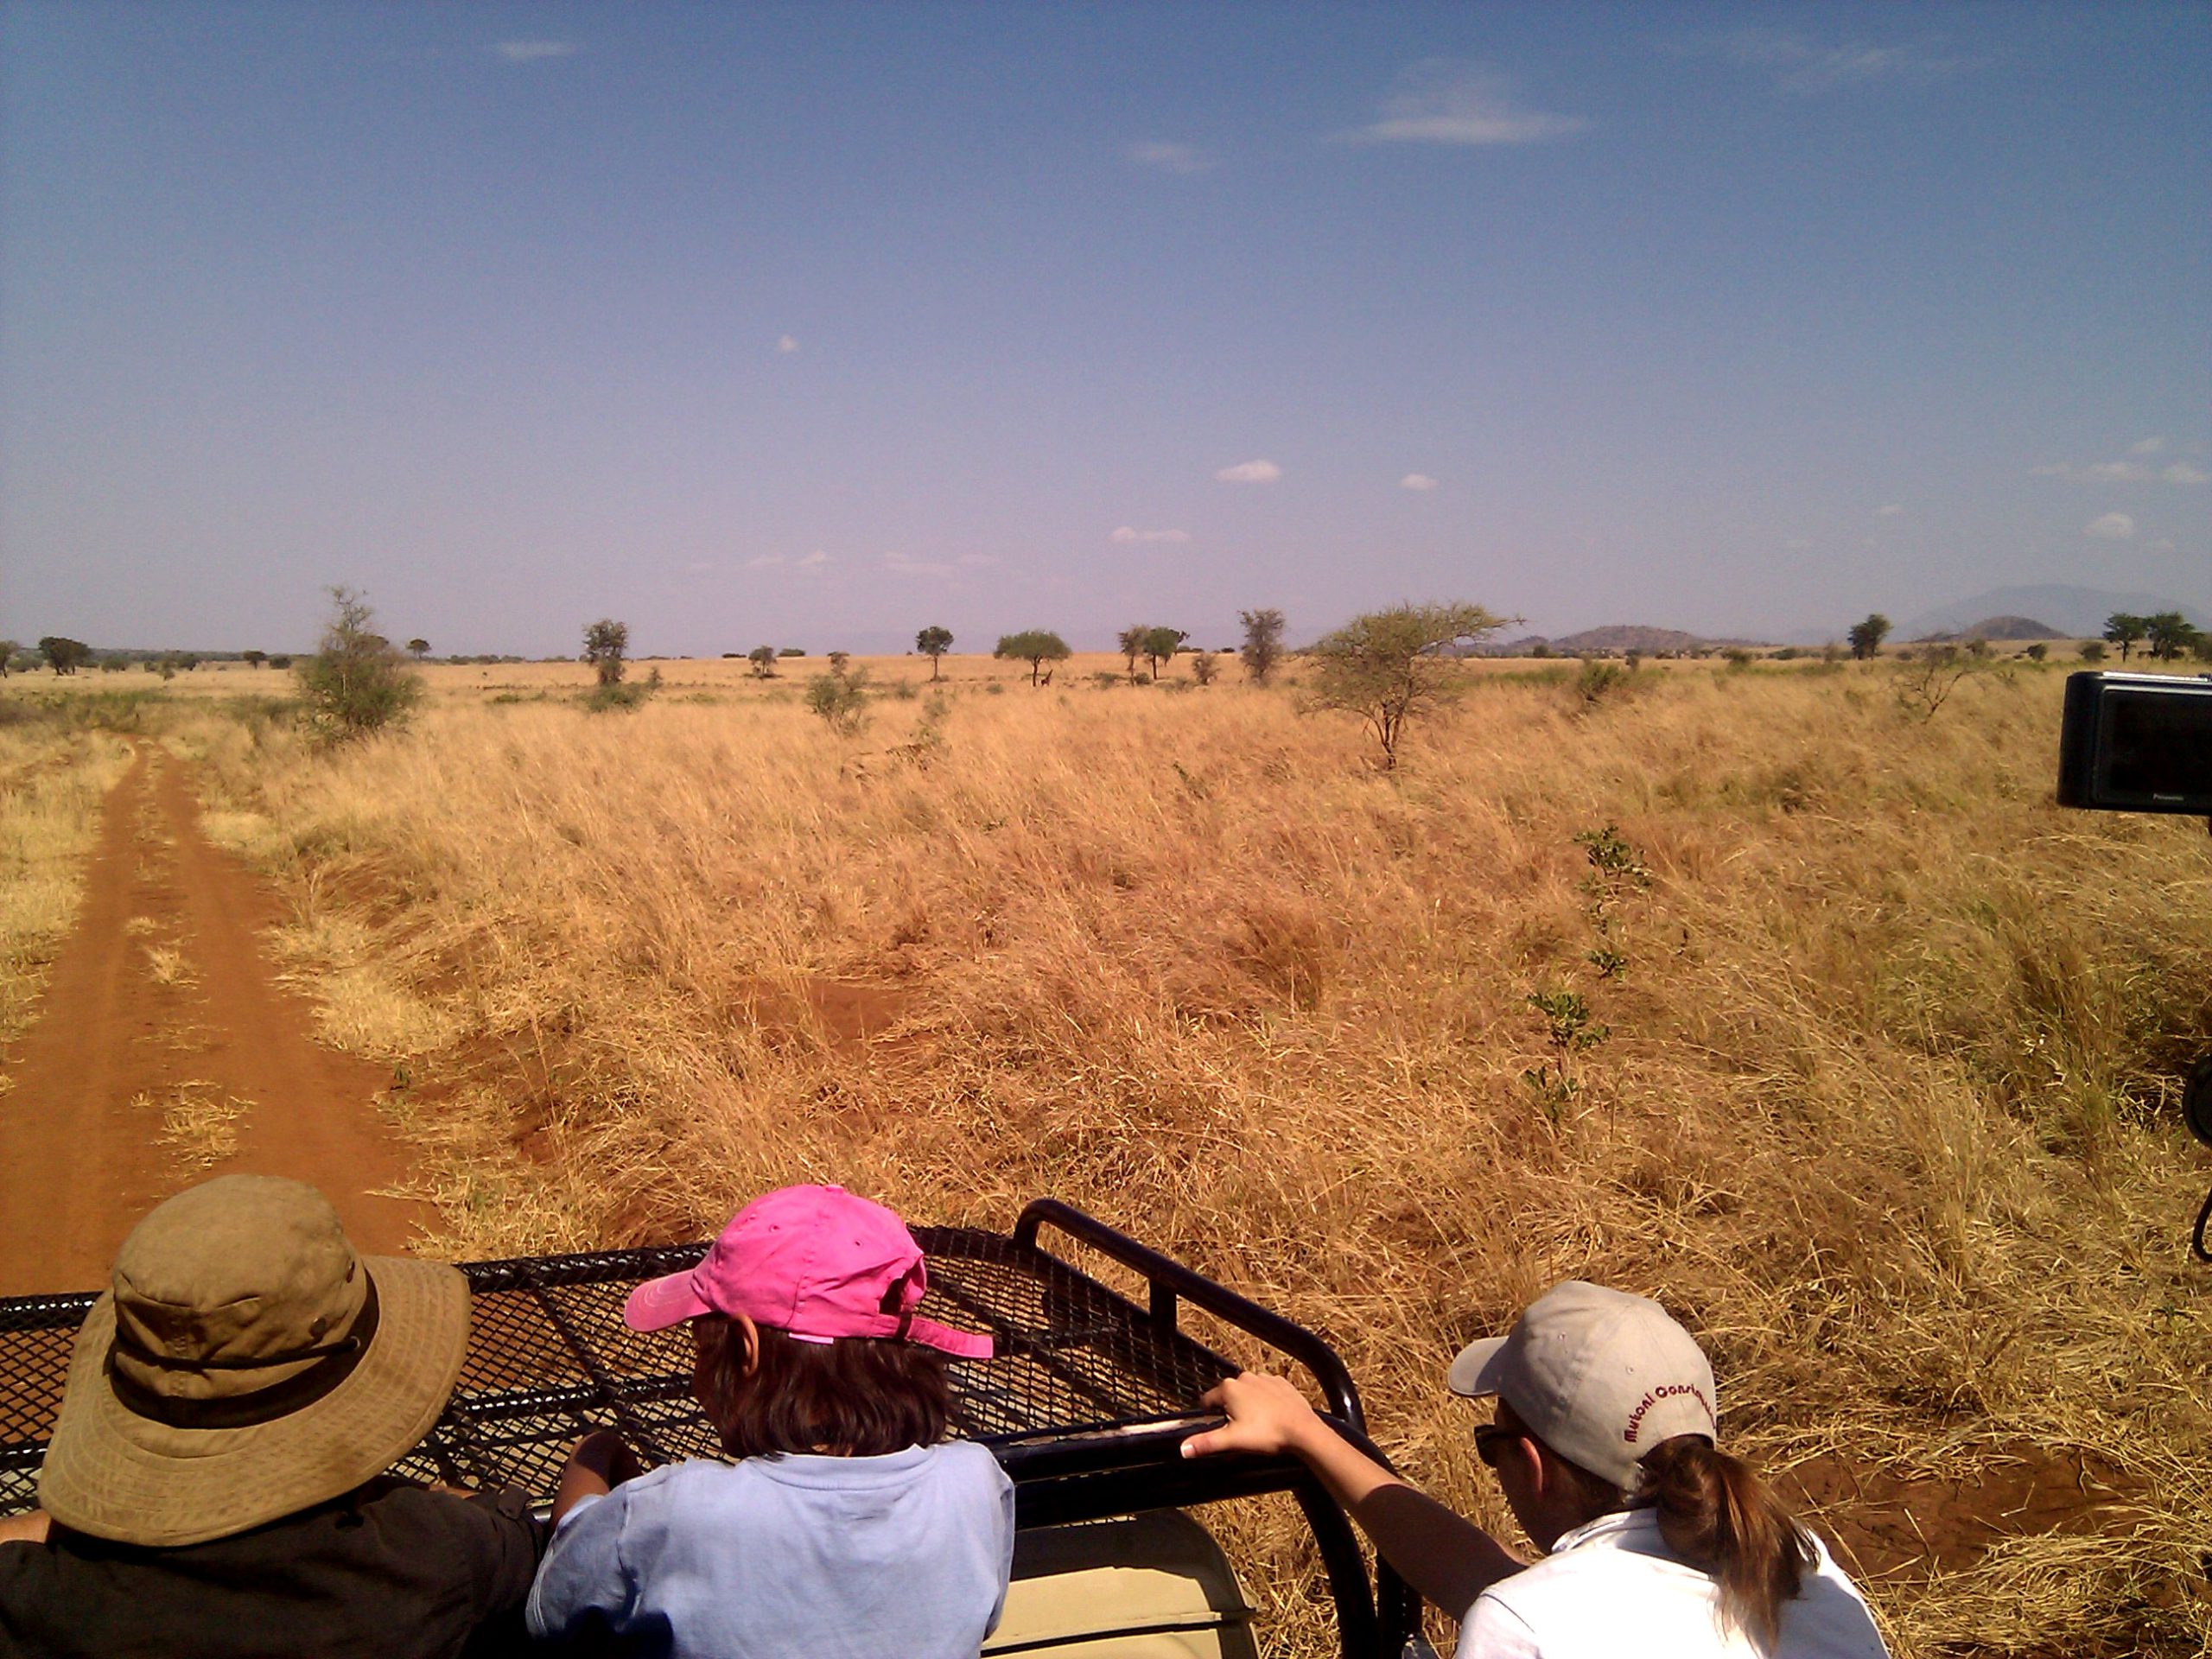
[1447,1281,1719,1492]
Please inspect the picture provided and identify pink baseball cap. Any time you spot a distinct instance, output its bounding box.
[623,1185,993,1361]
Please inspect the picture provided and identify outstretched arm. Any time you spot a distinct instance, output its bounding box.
[550,1429,643,1527]
[1182,1371,1527,1620]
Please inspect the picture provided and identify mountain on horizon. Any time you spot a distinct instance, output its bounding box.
[1897,583,2209,641]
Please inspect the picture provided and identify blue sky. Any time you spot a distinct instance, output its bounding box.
[3,2,2206,655]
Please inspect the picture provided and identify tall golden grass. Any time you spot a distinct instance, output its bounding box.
[0,714,133,1058]
[143,659,2212,1654]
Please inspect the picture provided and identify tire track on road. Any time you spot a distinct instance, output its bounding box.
[0,745,430,1294]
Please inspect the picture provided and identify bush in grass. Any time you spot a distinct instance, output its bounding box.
[582,620,628,687]
[296,588,422,744]
[805,668,871,737]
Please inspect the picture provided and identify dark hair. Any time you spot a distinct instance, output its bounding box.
[691,1316,951,1459]
[1631,1436,1818,1653]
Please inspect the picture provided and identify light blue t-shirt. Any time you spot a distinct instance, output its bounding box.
[525,1440,1014,1659]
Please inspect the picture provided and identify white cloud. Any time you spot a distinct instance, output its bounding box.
[745,554,784,569]
[493,41,578,61]
[1215,459,1282,484]
[2086,512,2135,540]
[1110,526,1192,543]
[683,561,716,575]
[2034,450,2208,486]
[1399,474,1440,491]
[798,549,832,569]
[957,553,998,567]
[776,335,800,354]
[2147,537,2177,551]
[1345,61,1585,146]
[1874,503,1904,518]
[1128,141,1213,175]
[882,551,955,579]
[1711,30,1956,94]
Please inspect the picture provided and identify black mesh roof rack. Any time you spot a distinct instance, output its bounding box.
[0,1198,1421,1657]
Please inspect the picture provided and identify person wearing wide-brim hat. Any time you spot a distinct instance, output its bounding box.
[0,1175,543,1658]
[1185,1281,1891,1658]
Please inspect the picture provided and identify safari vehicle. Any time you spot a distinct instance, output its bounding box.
[0,1198,1427,1658]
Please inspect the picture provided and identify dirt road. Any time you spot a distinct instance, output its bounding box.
[0,746,429,1294]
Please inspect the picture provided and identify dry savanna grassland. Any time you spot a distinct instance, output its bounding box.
[3,650,2209,1656]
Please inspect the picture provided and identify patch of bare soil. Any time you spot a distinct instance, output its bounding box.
[1781,1445,2145,1581]
[0,747,430,1294]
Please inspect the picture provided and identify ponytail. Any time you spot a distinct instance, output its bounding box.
[1632,1436,1817,1654]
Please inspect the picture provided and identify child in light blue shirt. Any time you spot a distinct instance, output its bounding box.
[525,1185,1014,1658]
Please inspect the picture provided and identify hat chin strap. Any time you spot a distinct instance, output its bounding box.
[108,1275,383,1431]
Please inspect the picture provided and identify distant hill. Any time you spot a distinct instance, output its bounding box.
[1483,624,1768,657]
[1911,614,2064,643]
[1899,584,2209,640]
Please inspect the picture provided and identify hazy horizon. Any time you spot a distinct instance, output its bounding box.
[4,3,2207,658]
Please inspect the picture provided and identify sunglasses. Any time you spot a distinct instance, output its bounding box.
[1472,1424,1516,1469]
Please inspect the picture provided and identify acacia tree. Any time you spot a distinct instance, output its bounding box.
[2102,613,2145,662]
[2145,611,2202,661]
[1116,626,1146,683]
[1140,626,1186,681]
[1189,650,1219,685]
[1306,601,1512,770]
[1239,608,1287,684]
[296,588,422,743]
[582,620,628,686]
[0,641,16,677]
[916,625,954,680]
[37,637,91,676]
[406,638,430,660]
[1847,614,1891,660]
[995,630,1071,686]
[747,645,779,678]
[243,650,267,669]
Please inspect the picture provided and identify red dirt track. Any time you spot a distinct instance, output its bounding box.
[0,747,429,1294]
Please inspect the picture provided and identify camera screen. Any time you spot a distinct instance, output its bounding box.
[2102,689,2212,805]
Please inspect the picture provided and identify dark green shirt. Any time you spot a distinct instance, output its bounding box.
[0,1478,543,1659]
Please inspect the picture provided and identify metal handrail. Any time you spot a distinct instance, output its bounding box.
[1014,1198,1367,1435]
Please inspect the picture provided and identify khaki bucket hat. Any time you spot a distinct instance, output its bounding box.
[38,1174,467,1548]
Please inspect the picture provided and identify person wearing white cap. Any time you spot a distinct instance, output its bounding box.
[1182,1281,1889,1658]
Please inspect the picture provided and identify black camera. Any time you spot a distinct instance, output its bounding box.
[2056,671,2212,815]
[2056,671,2212,1255]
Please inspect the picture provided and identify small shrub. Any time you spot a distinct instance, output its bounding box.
[583,682,650,714]
[2077,640,2106,662]
[805,669,871,736]
[1189,650,1220,686]
[1576,658,1630,707]
[295,587,423,744]
[1893,643,1980,721]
